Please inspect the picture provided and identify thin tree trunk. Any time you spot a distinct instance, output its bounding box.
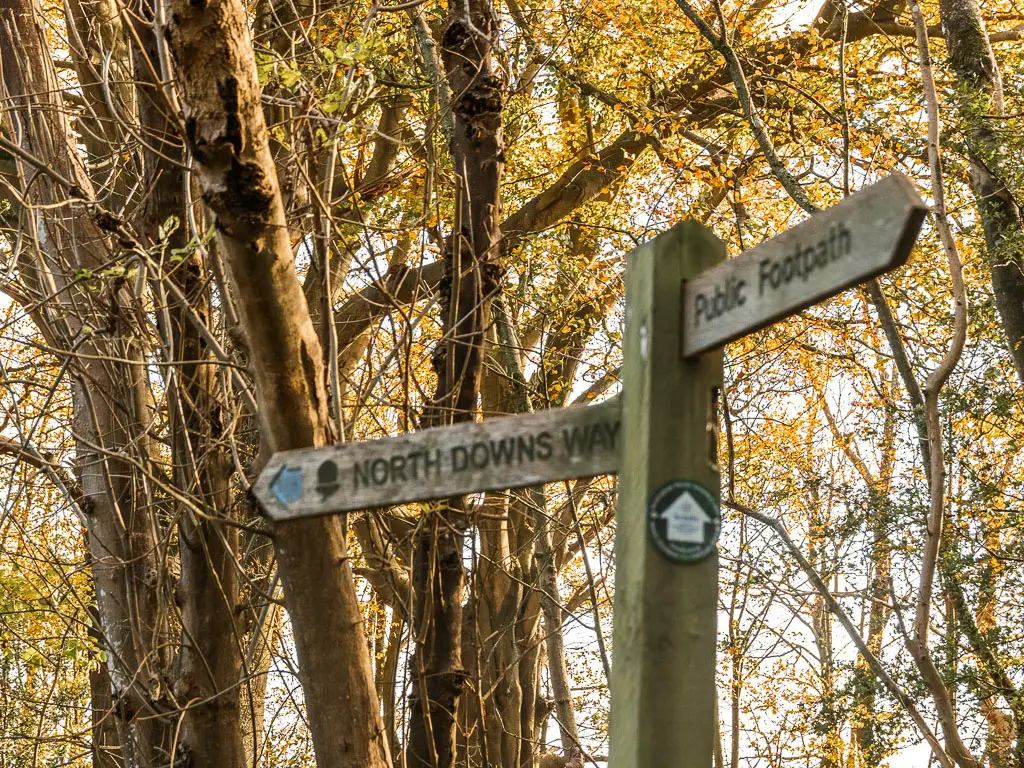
[405,0,504,764]
[808,509,839,768]
[240,597,279,767]
[730,651,741,768]
[378,613,405,759]
[536,499,580,758]
[713,696,725,768]
[852,519,892,767]
[516,570,543,768]
[945,567,1022,768]
[907,8,979,768]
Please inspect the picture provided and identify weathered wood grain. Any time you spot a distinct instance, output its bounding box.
[253,398,622,520]
[681,173,927,357]
[610,222,723,767]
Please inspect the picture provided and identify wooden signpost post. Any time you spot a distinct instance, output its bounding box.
[253,173,927,766]
[609,222,725,767]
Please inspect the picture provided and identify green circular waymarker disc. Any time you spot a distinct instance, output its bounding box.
[646,479,721,564]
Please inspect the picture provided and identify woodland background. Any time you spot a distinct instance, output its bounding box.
[0,0,1021,765]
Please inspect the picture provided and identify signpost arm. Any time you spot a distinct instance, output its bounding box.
[610,222,725,767]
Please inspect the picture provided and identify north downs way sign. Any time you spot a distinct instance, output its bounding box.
[255,398,621,521]
[681,173,927,357]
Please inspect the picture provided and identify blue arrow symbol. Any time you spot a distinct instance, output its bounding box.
[270,465,303,505]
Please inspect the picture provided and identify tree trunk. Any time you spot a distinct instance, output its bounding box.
[939,0,1024,383]
[378,613,405,758]
[808,512,840,768]
[160,0,392,764]
[851,486,893,768]
[405,0,504,765]
[976,583,1014,768]
[88,602,122,768]
[474,491,526,768]
[536,498,580,758]
[0,2,173,764]
[129,10,250,765]
[517,585,543,768]
[407,515,470,768]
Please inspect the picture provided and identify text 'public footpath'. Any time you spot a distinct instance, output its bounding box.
[692,222,853,328]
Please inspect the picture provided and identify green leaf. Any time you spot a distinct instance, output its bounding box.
[279,66,302,88]
[159,215,180,241]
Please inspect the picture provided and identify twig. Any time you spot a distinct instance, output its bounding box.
[907,7,977,766]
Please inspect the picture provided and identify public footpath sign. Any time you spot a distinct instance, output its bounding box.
[254,398,621,520]
[682,174,927,357]
[252,173,926,768]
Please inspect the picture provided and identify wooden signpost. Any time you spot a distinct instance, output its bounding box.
[609,222,725,767]
[253,173,927,766]
[681,174,925,357]
[255,398,621,520]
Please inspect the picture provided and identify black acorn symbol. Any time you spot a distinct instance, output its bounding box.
[316,460,341,500]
